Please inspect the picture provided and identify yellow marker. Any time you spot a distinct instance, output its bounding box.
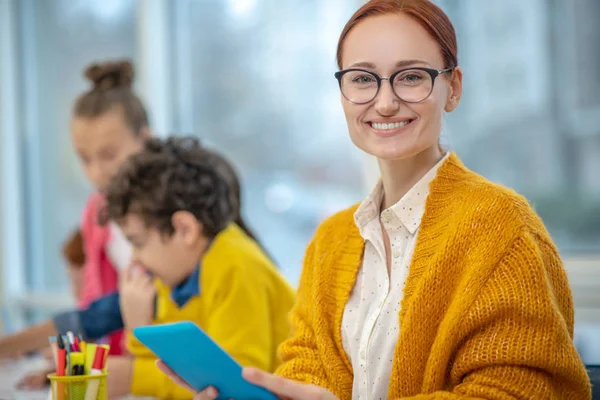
[84,344,97,375]
[69,353,84,374]
[80,341,86,358]
[69,352,86,400]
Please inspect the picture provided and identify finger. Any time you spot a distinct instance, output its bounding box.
[192,388,219,400]
[156,360,196,393]
[242,368,317,399]
[121,263,136,280]
[140,274,155,288]
[16,373,48,390]
[155,360,219,399]
[128,277,148,292]
[15,376,29,389]
[132,269,153,287]
[126,263,147,283]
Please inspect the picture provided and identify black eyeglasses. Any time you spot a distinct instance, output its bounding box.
[334,67,454,104]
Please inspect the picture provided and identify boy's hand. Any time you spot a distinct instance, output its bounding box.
[119,264,156,331]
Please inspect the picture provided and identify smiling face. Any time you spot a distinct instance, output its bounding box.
[339,12,462,161]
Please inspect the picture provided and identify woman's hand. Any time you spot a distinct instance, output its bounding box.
[119,264,156,331]
[156,360,338,400]
[156,361,200,394]
[243,367,338,400]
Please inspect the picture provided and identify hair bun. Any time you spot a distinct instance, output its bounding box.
[84,60,134,90]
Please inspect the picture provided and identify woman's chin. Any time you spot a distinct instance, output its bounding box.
[366,144,414,161]
[363,137,438,162]
[353,132,413,160]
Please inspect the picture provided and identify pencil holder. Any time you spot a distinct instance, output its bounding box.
[48,373,108,400]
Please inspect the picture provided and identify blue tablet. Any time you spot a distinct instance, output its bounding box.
[133,321,278,400]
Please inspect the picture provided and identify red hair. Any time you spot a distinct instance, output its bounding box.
[336,0,458,70]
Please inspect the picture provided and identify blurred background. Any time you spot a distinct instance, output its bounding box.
[0,0,599,365]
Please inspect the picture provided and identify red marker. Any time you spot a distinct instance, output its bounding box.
[56,335,66,376]
[73,335,80,352]
[84,346,107,400]
[56,335,66,400]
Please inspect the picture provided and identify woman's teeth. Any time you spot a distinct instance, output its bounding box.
[371,121,410,130]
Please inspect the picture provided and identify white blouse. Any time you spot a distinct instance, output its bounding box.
[342,153,449,400]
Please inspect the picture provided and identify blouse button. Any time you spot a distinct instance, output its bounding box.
[381,210,393,223]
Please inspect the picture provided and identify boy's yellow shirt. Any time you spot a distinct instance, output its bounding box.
[127,223,296,399]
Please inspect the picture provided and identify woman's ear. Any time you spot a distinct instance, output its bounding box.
[444,66,463,112]
[171,211,203,246]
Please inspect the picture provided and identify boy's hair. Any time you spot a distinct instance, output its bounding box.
[191,149,277,263]
[101,137,233,238]
[62,230,86,267]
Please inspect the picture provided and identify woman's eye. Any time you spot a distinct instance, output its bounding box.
[352,74,376,84]
[397,71,426,85]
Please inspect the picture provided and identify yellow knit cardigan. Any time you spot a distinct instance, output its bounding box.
[276,153,590,399]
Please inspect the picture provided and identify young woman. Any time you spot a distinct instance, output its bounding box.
[7,59,148,389]
[160,0,591,399]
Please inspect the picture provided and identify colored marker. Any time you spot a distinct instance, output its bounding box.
[83,346,107,400]
[84,344,97,375]
[70,352,84,375]
[98,345,110,373]
[70,352,86,400]
[66,331,75,346]
[73,335,80,352]
[78,334,86,356]
[64,336,72,376]
[56,335,67,400]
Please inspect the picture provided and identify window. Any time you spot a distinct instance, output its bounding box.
[7,0,137,297]
[574,0,600,110]
[171,0,364,283]
[441,0,600,255]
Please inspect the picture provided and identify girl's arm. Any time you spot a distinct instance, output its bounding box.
[66,263,84,302]
[0,319,57,359]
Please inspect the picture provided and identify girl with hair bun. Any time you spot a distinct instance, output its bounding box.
[71,59,150,355]
[8,59,149,390]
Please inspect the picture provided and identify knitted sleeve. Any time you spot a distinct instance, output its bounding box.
[398,230,591,400]
[275,239,332,389]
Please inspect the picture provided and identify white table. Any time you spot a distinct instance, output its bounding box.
[0,358,49,400]
[0,358,155,400]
